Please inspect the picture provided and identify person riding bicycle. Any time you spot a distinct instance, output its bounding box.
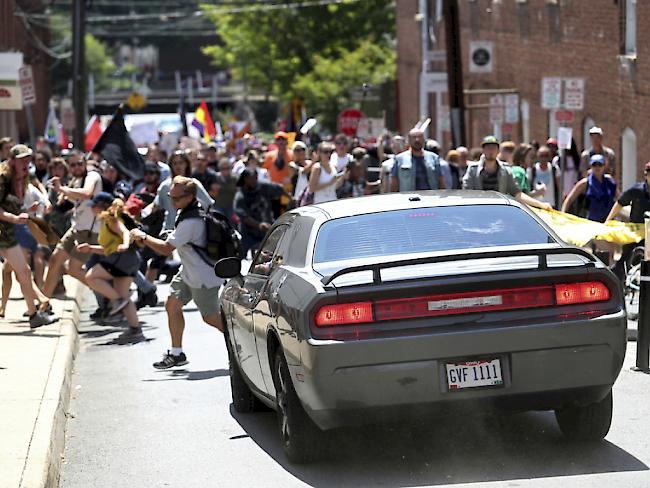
[605,162,650,280]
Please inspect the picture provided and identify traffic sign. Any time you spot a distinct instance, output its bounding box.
[563,78,584,111]
[554,110,574,123]
[337,108,364,137]
[127,92,146,111]
[489,95,504,124]
[504,94,519,124]
[542,78,562,109]
[18,65,36,106]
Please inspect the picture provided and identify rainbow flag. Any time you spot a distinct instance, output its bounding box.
[191,100,216,143]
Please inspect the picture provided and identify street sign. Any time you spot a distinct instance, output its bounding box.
[437,105,450,132]
[542,78,562,109]
[469,41,493,73]
[554,109,574,123]
[427,50,446,63]
[504,94,519,124]
[557,127,573,150]
[563,78,585,111]
[127,92,146,111]
[337,108,364,137]
[60,98,75,131]
[356,117,385,139]
[18,65,36,106]
[0,53,23,110]
[489,95,504,124]
[423,72,448,93]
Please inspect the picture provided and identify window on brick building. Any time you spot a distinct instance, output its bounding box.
[469,0,480,33]
[583,117,595,151]
[625,0,637,56]
[516,0,529,38]
[622,128,637,189]
[547,1,561,42]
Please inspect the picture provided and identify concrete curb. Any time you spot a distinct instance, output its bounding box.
[19,280,88,488]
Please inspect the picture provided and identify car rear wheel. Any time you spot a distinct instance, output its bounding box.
[555,390,613,441]
[273,349,322,464]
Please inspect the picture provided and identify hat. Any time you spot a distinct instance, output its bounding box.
[89,192,114,207]
[546,138,558,146]
[274,131,288,140]
[481,135,499,147]
[144,162,160,173]
[589,126,603,135]
[10,144,33,159]
[236,168,257,187]
[589,154,605,166]
[292,141,307,151]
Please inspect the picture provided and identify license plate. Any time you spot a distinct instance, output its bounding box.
[446,358,503,390]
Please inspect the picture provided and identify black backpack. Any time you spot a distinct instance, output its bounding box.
[176,201,242,265]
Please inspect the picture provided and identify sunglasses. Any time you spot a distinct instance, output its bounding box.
[69,162,83,168]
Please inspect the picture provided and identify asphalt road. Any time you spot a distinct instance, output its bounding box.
[60,285,650,488]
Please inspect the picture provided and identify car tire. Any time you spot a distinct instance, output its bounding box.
[273,349,322,464]
[555,390,613,441]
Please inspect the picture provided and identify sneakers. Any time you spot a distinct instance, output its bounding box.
[153,350,188,369]
[108,298,130,316]
[117,326,145,343]
[90,306,109,320]
[136,289,158,310]
[29,311,58,329]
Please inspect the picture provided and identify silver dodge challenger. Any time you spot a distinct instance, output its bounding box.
[215,191,626,464]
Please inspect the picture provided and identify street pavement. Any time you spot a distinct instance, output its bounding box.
[60,283,650,488]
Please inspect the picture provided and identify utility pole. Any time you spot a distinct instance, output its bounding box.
[443,0,466,147]
[72,0,86,149]
[418,0,429,136]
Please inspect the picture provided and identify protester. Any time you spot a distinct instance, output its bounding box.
[529,145,561,209]
[331,133,353,172]
[234,150,270,181]
[263,132,293,185]
[130,176,225,368]
[378,134,406,193]
[580,126,616,177]
[455,146,470,178]
[76,193,143,340]
[290,141,312,200]
[427,139,453,189]
[33,150,51,184]
[309,142,345,204]
[101,161,132,199]
[0,145,56,328]
[234,168,286,256]
[562,154,617,222]
[511,143,534,195]
[337,160,370,199]
[498,141,515,164]
[462,136,552,210]
[444,150,463,190]
[191,152,219,199]
[390,128,445,192]
[212,158,238,219]
[43,150,103,299]
[546,138,559,160]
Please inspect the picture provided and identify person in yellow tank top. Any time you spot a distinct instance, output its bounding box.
[76,192,143,341]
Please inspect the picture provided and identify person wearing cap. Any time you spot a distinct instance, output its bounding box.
[43,150,104,300]
[130,176,226,368]
[391,128,445,192]
[580,126,616,177]
[606,162,650,278]
[290,140,313,201]
[233,168,287,256]
[462,136,552,210]
[562,154,617,222]
[263,131,294,186]
[134,161,161,196]
[529,145,561,209]
[76,193,143,341]
[546,138,559,160]
[0,145,57,328]
[330,133,353,172]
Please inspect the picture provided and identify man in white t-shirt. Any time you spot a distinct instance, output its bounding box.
[528,145,561,209]
[330,133,353,172]
[131,176,225,369]
[43,152,103,298]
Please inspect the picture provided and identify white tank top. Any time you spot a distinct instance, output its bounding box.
[313,164,338,204]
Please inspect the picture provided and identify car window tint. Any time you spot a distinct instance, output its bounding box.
[313,205,552,264]
[250,226,287,276]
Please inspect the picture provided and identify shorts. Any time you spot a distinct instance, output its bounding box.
[57,228,98,263]
[14,224,37,254]
[169,272,221,317]
[98,249,140,278]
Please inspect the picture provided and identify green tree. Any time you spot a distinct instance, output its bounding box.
[202,0,395,130]
[84,34,117,91]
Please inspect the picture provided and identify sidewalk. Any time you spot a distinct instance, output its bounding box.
[0,277,89,488]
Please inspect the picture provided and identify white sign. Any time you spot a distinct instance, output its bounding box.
[356,117,385,139]
[542,78,562,109]
[424,72,448,93]
[129,121,159,146]
[60,98,75,130]
[563,78,585,111]
[489,95,504,124]
[469,41,493,73]
[557,127,573,150]
[0,52,23,111]
[504,94,519,124]
[18,65,36,106]
[437,105,450,132]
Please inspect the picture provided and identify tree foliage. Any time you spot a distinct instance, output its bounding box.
[202,0,395,130]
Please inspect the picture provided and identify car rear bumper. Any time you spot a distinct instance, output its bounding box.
[294,311,626,430]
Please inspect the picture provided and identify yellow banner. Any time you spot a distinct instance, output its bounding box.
[531,208,644,247]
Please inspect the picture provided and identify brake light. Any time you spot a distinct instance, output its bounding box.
[555,281,610,306]
[315,302,373,327]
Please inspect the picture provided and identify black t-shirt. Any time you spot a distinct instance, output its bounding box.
[192,168,218,194]
[480,168,499,191]
[618,182,650,223]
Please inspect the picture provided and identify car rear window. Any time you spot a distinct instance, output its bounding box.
[313,205,553,264]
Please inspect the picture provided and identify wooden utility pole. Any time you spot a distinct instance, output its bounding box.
[443,0,466,147]
[72,0,86,149]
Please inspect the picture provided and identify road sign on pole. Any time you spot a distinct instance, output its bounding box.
[18,65,36,106]
[542,78,562,109]
[337,108,364,137]
[563,78,585,111]
[489,95,504,124]
[504,94,519,124]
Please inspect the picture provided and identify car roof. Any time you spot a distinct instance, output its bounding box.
[290,190,515,219]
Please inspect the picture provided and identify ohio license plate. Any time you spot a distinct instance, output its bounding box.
[446,358,503,390]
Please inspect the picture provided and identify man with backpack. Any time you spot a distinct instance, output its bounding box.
[130,176,229,369]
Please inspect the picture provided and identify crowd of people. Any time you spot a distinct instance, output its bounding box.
[0,121,643,367]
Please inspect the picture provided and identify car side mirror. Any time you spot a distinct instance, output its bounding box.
[214,257,242,279]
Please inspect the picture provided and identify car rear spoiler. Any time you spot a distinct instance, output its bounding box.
[320,246,597,286]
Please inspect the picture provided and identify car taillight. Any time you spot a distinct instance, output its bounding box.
[555,281,610,306]
[314,302,374,327]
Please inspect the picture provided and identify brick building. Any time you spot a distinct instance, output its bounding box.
[0,0,52,142]
[397,0,647,187]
